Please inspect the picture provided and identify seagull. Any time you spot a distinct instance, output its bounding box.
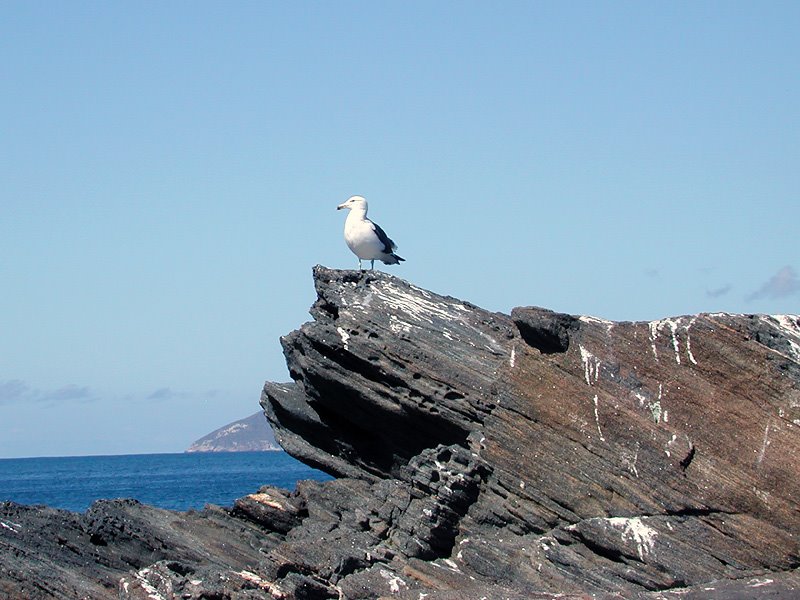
[337,195,405,270]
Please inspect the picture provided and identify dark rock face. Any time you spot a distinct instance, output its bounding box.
[1,266,799,599]
[0,498,282,599]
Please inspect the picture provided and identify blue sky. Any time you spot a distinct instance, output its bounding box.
[1,2,797,458]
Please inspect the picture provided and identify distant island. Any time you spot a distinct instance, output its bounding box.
[186,412,280,452]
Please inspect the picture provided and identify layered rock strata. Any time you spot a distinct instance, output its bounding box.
[259,267,800,598]
[1,266,798,599]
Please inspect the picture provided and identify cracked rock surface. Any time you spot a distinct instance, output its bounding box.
[2,266,799,599]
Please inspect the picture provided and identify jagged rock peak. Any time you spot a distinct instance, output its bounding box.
[264,266,516,482]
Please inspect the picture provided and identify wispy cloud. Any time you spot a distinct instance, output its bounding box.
[746,266,800,302]
[41,385,93,403]
[146,387,210,401]
[706,284,732,298]
[0,380,29,405]
[0,380,95,406]
[146,388,220,402]
[147,387,184,401]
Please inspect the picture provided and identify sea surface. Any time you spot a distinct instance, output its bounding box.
[0,451,331,513]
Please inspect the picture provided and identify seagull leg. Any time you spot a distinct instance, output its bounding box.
[358,259,363,270]
[370,260,375,270]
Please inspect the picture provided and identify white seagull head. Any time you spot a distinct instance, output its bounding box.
[336,195,368,212]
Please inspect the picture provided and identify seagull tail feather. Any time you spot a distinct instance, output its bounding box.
[381,254,405,265]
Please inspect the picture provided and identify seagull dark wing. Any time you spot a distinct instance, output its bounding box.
[369,220,397,253]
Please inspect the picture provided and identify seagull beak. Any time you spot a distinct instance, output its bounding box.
[336,203,347,210]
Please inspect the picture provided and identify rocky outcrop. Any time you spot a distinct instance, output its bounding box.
[186,411,280,452]
[1,266,799,599]
[0,499,282,599]
[259,267,800,598]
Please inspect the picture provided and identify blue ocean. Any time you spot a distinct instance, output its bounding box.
[0,451,331,513]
